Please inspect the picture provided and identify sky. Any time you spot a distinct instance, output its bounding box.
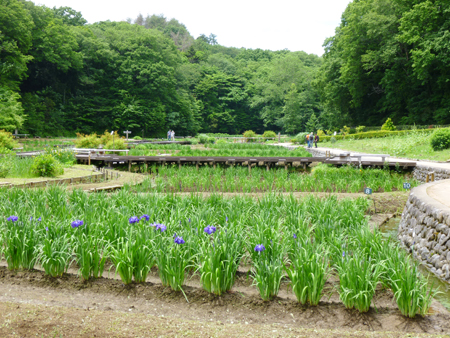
[34,0,352,56]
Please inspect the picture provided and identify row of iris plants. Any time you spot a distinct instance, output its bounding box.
[138,163,416,193]
[129,143,311,158]
[0,187,432,317]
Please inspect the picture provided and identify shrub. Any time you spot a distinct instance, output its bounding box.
[317,129,325,137]
[198,134,208,144]
[207,137,216,144]
[381,118,396,131]
[133,136,142,140]
[340,126,351,135]
[31,154,64,177]
[296,132,308,144]
[0,130,18,150]
[99,131,121,146]
[74,133,101,148]
[216,138,227,144]
[356,126,365,133]
[243,130,257,142]
[349,128,356,134]
[105,138,127,150]
[262,131,277,140]
[190,138,199,145]
[430,128,450,151]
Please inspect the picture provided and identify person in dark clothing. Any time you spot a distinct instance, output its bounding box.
[308,133,314,148]
[314,134,319,148]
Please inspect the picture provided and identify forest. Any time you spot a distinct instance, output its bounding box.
[1,0,449,137]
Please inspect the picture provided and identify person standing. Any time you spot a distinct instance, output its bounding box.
[171,130,175,141]
[167,129,171,141]
[314,133,319,148]
[306,134,310,148]
[309,132,314,148]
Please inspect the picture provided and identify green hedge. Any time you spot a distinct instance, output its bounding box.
[320,129,435,142]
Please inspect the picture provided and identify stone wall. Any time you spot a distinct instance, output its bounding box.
[398,180,450,282]
[413,166,450,183]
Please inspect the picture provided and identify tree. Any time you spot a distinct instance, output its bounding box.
[0,0,34,91]
[0,87,25,131]
[52,6,87,26]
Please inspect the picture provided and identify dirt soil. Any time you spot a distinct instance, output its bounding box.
[0,266,449,338]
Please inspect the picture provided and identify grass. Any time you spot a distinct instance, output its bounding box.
[129,143,311,158]
[0,188,434,317]
[322,130,450,161]
[0,166,96,184]
[137,163,417,194]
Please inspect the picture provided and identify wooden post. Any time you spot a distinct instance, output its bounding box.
[285,164,288,171]
[248,164,251,173]
[266,163,270,171]
[88,153,91,166]
[196,162,199,171]
[179,161,181,169]
[278,132,281,143]
[128,161,131,172]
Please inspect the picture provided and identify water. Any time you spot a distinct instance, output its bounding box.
[379,217,450,310]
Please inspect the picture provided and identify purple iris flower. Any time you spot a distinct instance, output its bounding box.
[188,218,191,223]
[45,227,49,231]
[129,216,139,224]
[7,216,18,222]
[293,233,297,239]
[342,251,345,258]
[140,214,150,221]
[156,224,166,232]
[254,244,266,252]
[37,217,41,222]
[204,225,217,235]
[71,220,84,228]
[174,236,185,244]
[225,216,228,222]
[29,216,33,221]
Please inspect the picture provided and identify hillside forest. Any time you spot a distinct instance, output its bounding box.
[1,0,449,137]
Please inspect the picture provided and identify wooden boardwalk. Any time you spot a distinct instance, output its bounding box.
[75,154,417,171]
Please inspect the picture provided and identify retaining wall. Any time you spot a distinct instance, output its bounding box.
[413,166,450,183]
[398,180,450,282]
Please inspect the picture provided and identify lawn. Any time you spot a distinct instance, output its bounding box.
[322,130,450,161]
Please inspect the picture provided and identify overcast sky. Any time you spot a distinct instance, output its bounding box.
[34,0,352,56]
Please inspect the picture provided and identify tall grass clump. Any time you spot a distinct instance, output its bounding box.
[336,252,382,312]
[3,216,39,270]
[155,232,191,293]
[248,217,284,301]
[75,233,107,281]
[285,239,330,305]
[110,225,155,284]
[199,226,244,295]
[378,244,436,318]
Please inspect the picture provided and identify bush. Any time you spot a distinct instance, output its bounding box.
[317,130,326,137]
[0,130,18,150]
[198,134,208,144]
[190,138,199,145]
[216,138,227,144]
[349,128,356,134]
[340,126,351,135]
[74,133,101,148]
[262,131,277,140]
[356,126,366,133]
[31,154,64,177]
[296,132,308,144]
[243,130,257,142]
[207,137,216,144]
[133,136,142,140]
[430,129,450,151]
[105,138,127,150]
[381,118,396,131]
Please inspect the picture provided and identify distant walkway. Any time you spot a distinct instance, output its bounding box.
[274,143,450,171]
